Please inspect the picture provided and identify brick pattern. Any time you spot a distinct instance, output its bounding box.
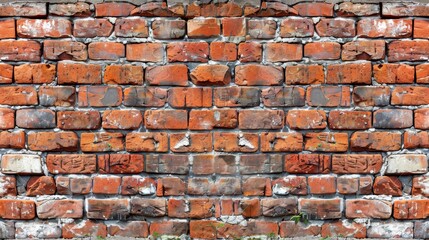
[0,1,428,239]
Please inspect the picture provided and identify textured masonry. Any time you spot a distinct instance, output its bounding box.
[0,0,429,239]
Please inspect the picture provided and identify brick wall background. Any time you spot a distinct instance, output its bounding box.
[0,0,428,239]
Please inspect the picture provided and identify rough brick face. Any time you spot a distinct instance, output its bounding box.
[1,1,427,238]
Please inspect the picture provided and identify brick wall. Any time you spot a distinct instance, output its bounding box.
[0,0,428,239]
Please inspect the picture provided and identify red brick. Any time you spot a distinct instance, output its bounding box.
[102,110,142,130]
[327,62,372,84]
[108,221,149,238]
[157,177,186,196]
[280,221,321,238]
[131,2,184,17]
[168,42,209,62]
[73,19,113,37]
[286,110,327,130]
[0,63,12,83]
[210,42,236,61]
[280,17,314,37]
[43,40,87,61]
[0,199,35,219]
[214,132,259,152]
[299,198,342,219]
[36,199,83,219]
[104,65,143,85]
[351,131,401,151]
[304,42,341,60]
[373,176,403,196]
[415,108,429,129]
[98,154,144,174]
[49,3,91,17]
[17,19,71,38]
[95,3,134,16]
[115,18,148,37]
[332,154,383,174]
[342,40,385,61]
[47,154,96,174]
[168,87,211,108]
[294,3,334,16]
[238,42,262,62]
[0,40,40,62]
[0,176,16,197]
[414,19,429,38]
[126,43,163,62]
[0,86,37,105]
[222,17,246,36]
[286,64,324,85]
[126,132,168,152]
[272,176,307,195]
[328,111,372,130]
[235,64,283,85]
[16,109,55,129]
[346,199,392,219]
[189,109,237,130]
[14,63,55,84]
[170,133,212,152]
[308,176,336,194]
[70,177,92,195]
[92,175,121,194]
[389,40,429,62]
[337,2,379,16]
[149,221,188,236]
[0,131,25,149]
[88,42,125,60]
[63,221,107,239]
[121,176,156,195]
[285,154,330,174]
[0,19,15,39]
[248,19,276,39]
[145,110,187,129]
[337,176,359,194]
[240,154,282,174]
[191,64,231,86]
[404,131,429,149]
[383,3,429,17]
[26,176,55,196]
[146,64,188,86]
[321,221,367,238]
[0,108,14,129]
[394,199,429,219]
[266,43,303,62]
[239,110,284,129]
[416,64,429,83]
[316,18,356,37]
[307,86,351,107]
[358,19,412,38]
[188,18,220,38]
[81,132,124,152]
[412,176,429,197]
[261,132,303,152]
[392,86,429,105]
[246,2,297,17]
[243,177,272,196]
[304,132,349,152]
[152,19,186,39]
[58,62,101,84]
[57,111,100,130]
[28,131,78,151]
[373,63,414,84]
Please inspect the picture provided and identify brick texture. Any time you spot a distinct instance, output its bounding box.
[0,1,427,239]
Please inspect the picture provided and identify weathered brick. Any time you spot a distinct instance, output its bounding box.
[0,19,15,39]
[145,110,187,129]
[152,19,186,39]
[146,64,188,86]
[87,199,129,220]
[346,199,392,219]
[373,109,413,129]
[43,40,87,61]
[373,63,414,84]
[261,132,303,152]
[17,19,71,38]
[307,86,351,107]
[286,64,324,85]
[266,43,303,62]
[36,199,83,219]
[88,42,125,60]
[98,154,144,174]
[248,19,276,39]
[262,86,305,107]
[115,18,148,37]
[337,2,379,16]
[0,131,24,149]
[28,131,78,151]
[332,154,382,174]
[294,3,334,16]
[0,40,40,62]
[238,42,262,62]
[357,19,412,38]
[170,133,213,152]
[102,110,142,130]
[127,43,163,62]
[373,176,403,196]
[108,221,149,238]
[326,62,372,84]
[342,40,385,61]
[189,109,237,130]
[16,109,55,129]
[235,64,283,85]
[188,18,220,38]
[73,19,113,37]
[1,154,42,175]
[210,42,237,61]
[58,62,101,84]
[81,132,124,152]
[39,86,75,107]
[385,154,428,175]
[351,131,401,151]
[299,198,342,219]
[124,87,167,107]
[316,18,356,37]
[239,110,284,129]
[95,3,134,17]
[214,132,259,152]
[286,110,327,130]
[47,154,96,174]
[285,154,330,174]
[168,87,211,108]
[0,3,46,17]
[392,86,429,105]
[190,64,231,85]
[49,3,91,17]
[78,86,122,107]
[389,40,429,62]
[280,17,314,37]
[304,132,349,152]
[353,86,390,107]
[63,221,107,239]
[328,111,372,130]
